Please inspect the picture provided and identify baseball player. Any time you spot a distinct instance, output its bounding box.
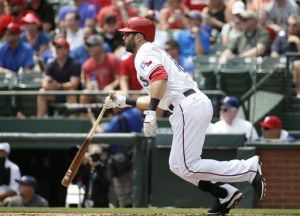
[104,17,266,215]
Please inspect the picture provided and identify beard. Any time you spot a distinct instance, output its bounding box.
[125,40,135,53]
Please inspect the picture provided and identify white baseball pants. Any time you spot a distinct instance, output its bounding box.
[168,91,258,187]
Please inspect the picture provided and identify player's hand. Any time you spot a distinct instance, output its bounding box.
[104,93,126,109]
[143,110,157,137]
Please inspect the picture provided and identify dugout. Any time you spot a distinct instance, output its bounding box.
[0,118,255,208]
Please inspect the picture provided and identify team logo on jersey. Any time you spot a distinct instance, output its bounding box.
[140,60,152,70]
[139,76,149,87]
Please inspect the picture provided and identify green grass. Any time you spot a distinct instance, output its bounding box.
[0,208,299,215]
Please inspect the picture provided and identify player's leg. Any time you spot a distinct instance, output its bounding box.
[169,94,265,198]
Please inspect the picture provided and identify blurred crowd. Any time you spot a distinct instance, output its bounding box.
[0,0,299,118]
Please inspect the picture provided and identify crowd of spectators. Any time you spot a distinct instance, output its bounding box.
[0,0,299,207]
[0,0,299,110]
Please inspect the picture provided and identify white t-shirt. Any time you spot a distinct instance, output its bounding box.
[66,28,84,51]
[134,42,201,110]
[213,117,259,140]
[0,159,21,194]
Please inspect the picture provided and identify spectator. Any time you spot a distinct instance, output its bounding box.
[219,10,270,64]
[97,0,138,28]
[271,15,300,97]
[65,12,85,51]
[141,0,166,12]
[265,0,299,32]
[164,39,195,76]
[202,0,227,32]
[82,145,110,207]
[83,0,112,13]
[0,22,34,73]
[0,0,32,37]
[144,10,170,49]
[221,0,244,44]
[100,14,123,52]
[20,13,49,58]
[159,0,185,30]
[0,0,7,19]
[213,96,259,140]
[3,175,48,207]
[259,116,295,142]
[183,0,206,11]
[80,35,119,104]
[26,0,55,32]
[175,11,210,62]
[70,28,111,65]
[119,54,142,91]
[36,38,81,117]
[101,107,143,207]
[58,0,97,28]
[271,15,300,56]
[0,143,21,203]
[257,9,277,43]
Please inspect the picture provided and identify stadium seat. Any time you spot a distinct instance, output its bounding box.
[195,56,218,90]
[218,67,252,97]
[13,71,43,117]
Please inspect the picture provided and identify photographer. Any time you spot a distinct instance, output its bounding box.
[82,145,110,207]
[103,107,143,207]
[0,143,21,203]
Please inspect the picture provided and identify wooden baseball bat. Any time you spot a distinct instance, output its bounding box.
[61,106,107,187]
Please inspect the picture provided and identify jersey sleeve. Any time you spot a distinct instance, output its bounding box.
[135,47,163,80]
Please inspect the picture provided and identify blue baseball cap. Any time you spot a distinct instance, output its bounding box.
[16,175,37,190]
[222,96,240,109]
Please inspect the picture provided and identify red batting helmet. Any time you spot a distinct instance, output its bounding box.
[119,17,156,42]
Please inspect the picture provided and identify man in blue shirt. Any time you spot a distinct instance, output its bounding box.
[0,22,34,73]
[175,10,210,61]
[97,107,143,207]
[57,0,96,27]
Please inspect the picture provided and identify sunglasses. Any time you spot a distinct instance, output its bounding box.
[221,108,229,112]
[55,46,66,49]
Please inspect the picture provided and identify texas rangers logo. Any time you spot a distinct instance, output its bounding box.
[139,76,149,87]
[140,60,152,70]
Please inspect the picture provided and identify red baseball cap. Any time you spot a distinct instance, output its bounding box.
[53,37,70,48]
[21,13,41,26]
[259,116,282,129]
[6,22,22,34]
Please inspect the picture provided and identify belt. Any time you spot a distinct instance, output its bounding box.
[168,89,196,111]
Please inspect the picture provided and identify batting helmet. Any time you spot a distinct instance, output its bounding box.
[119,17,156,42]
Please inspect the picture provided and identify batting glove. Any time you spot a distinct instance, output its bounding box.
[104,94,126,109]
[143,110,157,137]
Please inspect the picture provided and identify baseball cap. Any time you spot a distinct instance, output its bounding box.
[232,1,245,15]
[185,10,202,20]
[15,175,37,190]
[238,10,257,20]
[222,96,240,109]
[21,13,41,26]
[0,142,10,154]
[53,37,70,48]
[6,22,22,34]
[85,35,103,46]
[259,116,282,129]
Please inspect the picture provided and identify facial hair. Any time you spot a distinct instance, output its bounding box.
[125,37,135,53]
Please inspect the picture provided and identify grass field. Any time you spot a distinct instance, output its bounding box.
[0,208,299,216]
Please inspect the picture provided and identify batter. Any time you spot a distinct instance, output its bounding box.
[104,17,266,216]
